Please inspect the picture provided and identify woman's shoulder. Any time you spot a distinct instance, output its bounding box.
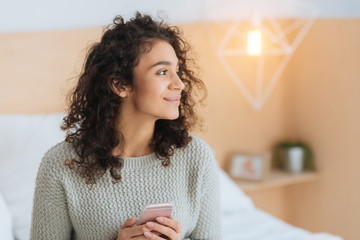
[39,140,77,170]
[176,134,215,164]
[45,140,76,157]
[187,134,214,154]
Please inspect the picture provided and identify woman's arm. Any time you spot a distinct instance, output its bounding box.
[189,150,222,240]
[30,152,72,240]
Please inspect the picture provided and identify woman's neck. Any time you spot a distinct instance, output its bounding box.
[113,115,155,158]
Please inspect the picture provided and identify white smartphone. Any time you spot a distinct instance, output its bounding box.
[137,202,174,225]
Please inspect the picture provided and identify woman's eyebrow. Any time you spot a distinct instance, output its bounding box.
[148,60,179,69]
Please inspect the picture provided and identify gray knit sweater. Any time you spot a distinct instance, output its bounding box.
[30,135,221,240]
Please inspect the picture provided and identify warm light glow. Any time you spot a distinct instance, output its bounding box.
[247,30,261,55]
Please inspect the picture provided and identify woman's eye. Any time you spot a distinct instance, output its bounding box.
[157,70,167,75]
[176,70,182,77]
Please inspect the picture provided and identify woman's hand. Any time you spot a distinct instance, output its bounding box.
[143,217,182,240]
[116,217,158,240]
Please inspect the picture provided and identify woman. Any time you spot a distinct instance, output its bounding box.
[30,12,221,240]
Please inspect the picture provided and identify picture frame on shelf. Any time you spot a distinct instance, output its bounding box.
[228,153,270,181]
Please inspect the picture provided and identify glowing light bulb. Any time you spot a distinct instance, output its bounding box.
[247,30,261,56]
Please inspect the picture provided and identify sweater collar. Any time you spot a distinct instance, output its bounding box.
[122,152,159,169]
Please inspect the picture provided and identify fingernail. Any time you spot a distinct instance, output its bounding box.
[146,222,155,228]
[156,217,164,223]
[144,232,152,238]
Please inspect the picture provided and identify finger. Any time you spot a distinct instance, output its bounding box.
[156,217,182,234]
[150,231,163,236]
[145,222,177,239]
[131,236,151,240]
[119,225,158,239]
[143,231,163,238]
[128,225,156,236]
[121,217,137,229]
[144,231,167,240]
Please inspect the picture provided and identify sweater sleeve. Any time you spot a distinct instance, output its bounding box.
[30,151,73,240]
[189,148,222,240]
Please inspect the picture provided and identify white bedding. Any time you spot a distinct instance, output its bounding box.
[222,209,311,240]
[0,192,14,240]
[222,209,343,240]
[0,113,343,240]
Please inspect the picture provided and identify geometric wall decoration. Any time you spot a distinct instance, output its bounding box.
[206,16,316,110]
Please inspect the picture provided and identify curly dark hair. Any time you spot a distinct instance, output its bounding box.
[61,12,206,184]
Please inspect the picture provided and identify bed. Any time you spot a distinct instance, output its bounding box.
[0,113,343,240]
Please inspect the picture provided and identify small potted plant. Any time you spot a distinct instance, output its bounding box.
[273,141,315,173]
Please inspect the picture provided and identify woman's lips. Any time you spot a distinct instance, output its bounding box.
[164,97,181,105]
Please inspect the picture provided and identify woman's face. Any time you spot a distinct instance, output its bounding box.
[122,40,185,122]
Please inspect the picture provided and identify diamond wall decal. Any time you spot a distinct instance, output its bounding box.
[206,16,316,110]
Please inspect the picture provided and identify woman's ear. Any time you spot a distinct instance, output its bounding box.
[111,81,131,98]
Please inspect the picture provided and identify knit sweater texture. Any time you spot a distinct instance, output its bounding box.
[30,135,222,240]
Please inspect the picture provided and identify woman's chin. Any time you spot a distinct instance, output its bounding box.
[162,112,180,120]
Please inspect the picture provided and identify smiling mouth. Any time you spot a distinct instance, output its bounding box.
[164,97,181,105]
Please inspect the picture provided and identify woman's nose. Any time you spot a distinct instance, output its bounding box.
[170,71,185,90]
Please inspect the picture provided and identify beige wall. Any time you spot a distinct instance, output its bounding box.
[0,28,102,113]
[1,19,359,239]
[283,19,360,240]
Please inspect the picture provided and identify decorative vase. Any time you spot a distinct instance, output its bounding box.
[285,147,304,174]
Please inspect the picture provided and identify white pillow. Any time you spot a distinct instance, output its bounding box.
[0,113,66,240]
[0,192,15,240]
[218,167,255,214]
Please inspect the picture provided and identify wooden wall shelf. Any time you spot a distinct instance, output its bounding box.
[233,170,319,193]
